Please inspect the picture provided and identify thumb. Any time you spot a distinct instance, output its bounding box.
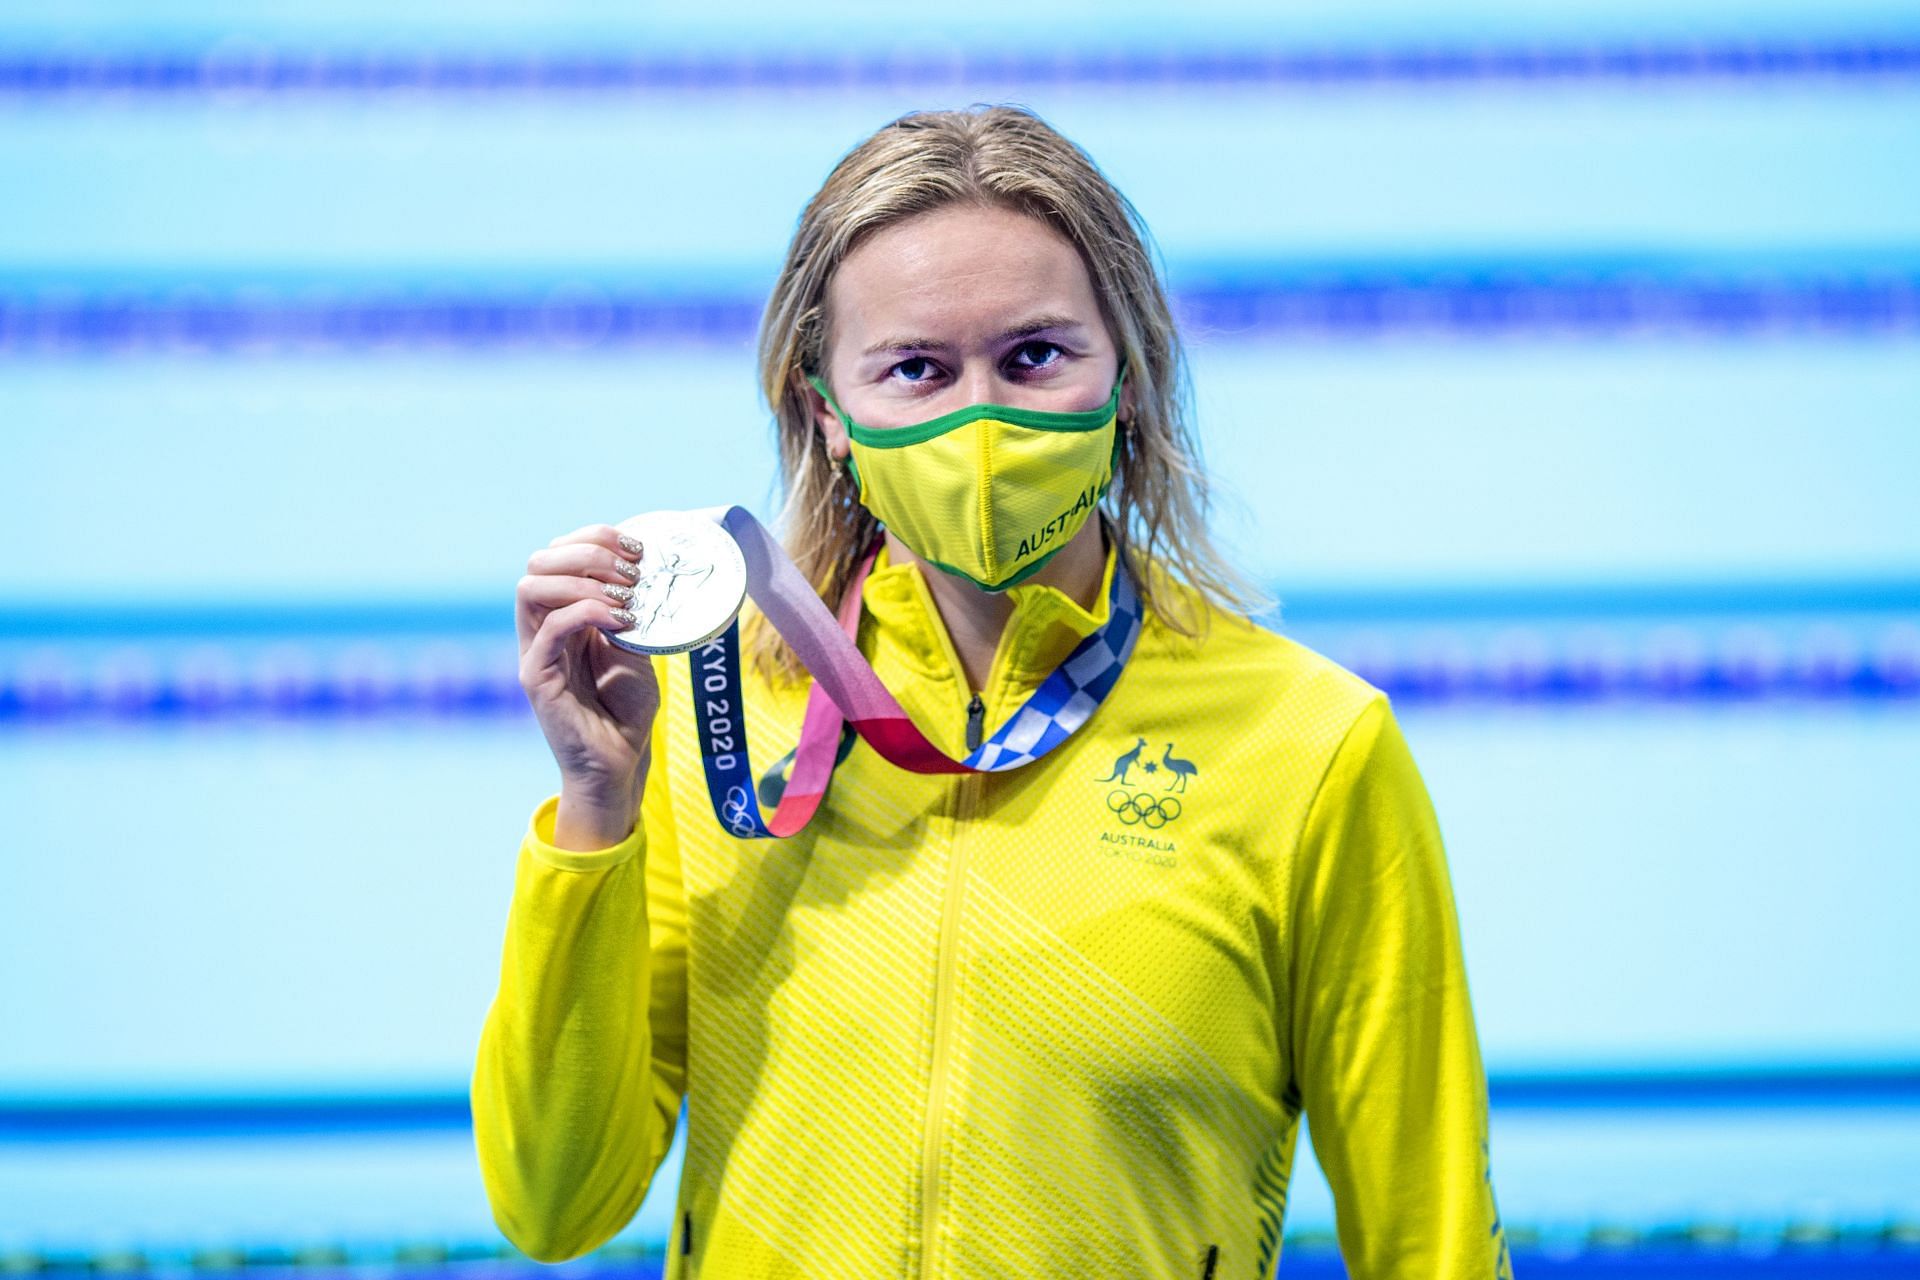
[587,629,661,729]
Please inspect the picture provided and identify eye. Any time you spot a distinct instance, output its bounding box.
[889,356,940,383]
[1009,340,1064,371]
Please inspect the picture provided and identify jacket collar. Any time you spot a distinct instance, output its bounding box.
[858,536,1118,692]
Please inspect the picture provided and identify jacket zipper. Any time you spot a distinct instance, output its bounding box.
[920,690,987,1279]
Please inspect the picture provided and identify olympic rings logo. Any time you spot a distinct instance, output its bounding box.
[1106,789,1183,828]
[721,784,759,838]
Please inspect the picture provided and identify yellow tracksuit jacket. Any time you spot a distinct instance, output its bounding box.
[472,540,1512,1278]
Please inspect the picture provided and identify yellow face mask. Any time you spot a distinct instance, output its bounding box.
[808,368,1126,592]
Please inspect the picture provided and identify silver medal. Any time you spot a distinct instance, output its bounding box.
[606,509,748,656]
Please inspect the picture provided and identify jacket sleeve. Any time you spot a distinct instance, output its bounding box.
[1285,693,1513,1279]
[471,659,689,1263]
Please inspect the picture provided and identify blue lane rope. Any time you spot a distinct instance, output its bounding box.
[6,1064,1915,1139]
[2,644,1913,724]
[0,652,1914,723]
[0,42,1917,99]
[1,274,1915,354]
[6,1229,1915,1275]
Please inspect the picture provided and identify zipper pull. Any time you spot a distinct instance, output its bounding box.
[965,692,985,752]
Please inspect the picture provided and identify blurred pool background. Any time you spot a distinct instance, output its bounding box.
[2,2,1918,1276]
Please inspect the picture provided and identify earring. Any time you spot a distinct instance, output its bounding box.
[825,439,846,477]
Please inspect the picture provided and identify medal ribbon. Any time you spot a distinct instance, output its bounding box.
[688,506,1142,839]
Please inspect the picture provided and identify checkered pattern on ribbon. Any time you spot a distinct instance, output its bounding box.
[964,558,1144,771]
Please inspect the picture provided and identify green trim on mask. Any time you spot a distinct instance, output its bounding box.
[807,366,1127,450]
[922,543,1066,593]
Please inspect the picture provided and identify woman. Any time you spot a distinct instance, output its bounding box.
[473,106,1511,1279]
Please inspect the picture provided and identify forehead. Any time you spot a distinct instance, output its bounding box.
[826,203,1100,339]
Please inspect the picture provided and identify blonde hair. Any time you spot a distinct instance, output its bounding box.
[749,103,1271,684]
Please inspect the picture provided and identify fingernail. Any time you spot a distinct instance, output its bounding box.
[613,557,640,578]
[618,534,643,557]
[609,608,637,628]
[603,582,635,605]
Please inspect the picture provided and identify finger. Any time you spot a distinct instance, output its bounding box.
[547,522,646,560]
[516,573,636,648]
[521,597,635,684]
[526,542,646,585]
[519,573,637,614]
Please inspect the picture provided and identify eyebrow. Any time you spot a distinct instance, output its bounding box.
[859,314,1089,357]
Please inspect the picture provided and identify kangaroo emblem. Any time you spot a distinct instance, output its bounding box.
[1161,743,1198,792]
[1097,737,1149,786]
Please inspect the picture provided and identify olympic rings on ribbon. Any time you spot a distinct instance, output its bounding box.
[721,784,759,838]
[1105,789,1183,828]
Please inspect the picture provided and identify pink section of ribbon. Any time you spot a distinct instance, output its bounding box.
[719,508,974,799]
